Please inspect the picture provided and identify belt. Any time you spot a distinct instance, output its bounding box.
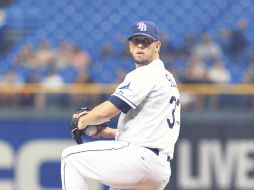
[145,147,171,162]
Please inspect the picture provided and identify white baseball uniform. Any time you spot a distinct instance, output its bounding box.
[61,59,181,190]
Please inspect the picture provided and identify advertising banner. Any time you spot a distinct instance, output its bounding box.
[166,115,254,190]
[0,119,103,190]
[0,114,253,190]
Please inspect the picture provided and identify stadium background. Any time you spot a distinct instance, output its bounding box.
[0,0,254,190]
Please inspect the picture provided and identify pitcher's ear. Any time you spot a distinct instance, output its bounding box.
[129,41,133,53]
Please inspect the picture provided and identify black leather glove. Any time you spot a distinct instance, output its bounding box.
[70,107,90,144]
[70,107,109,144]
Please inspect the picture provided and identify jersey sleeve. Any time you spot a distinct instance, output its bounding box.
[108,69,154,113]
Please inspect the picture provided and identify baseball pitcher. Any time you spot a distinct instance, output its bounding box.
[61,20,181,190]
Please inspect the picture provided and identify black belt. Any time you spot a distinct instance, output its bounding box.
[145,147,171,162]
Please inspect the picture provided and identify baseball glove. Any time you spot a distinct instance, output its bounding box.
[70,107,108,144]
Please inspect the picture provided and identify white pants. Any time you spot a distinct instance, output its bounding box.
[61,140,171,190]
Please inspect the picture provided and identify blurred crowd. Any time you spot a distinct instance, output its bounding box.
[162,18,253,84]
[0,18,254,110]
[159,18,254,111]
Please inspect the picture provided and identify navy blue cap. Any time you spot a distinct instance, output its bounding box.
[128,21,159,41]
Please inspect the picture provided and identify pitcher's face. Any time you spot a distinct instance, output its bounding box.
[129,35,161,65]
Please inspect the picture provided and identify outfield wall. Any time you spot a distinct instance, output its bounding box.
[166,112,254,190]
[0,111,253,190]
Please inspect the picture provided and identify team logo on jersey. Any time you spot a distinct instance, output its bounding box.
[137,22,147,31]
[119,82,130,90]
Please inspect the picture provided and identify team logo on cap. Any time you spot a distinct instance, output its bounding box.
[137,22,147,31]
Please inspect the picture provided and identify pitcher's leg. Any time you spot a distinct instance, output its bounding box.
[61,158,88,190]
[61,141,169,190]
[61,141,132,189]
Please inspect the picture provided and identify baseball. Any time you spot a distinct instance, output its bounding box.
[85,126,98,136]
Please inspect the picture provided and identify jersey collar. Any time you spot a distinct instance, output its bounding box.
[149,59,164,67]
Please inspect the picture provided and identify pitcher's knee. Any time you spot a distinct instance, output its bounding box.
[61,146,75,162]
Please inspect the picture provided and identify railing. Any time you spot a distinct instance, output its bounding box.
[0,83,254,95]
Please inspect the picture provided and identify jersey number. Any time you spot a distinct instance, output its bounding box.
[167,96,180,128]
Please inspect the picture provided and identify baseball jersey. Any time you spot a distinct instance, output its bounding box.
[108,59,180,159]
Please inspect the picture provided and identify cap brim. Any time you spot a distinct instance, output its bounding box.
[128,33,157,41]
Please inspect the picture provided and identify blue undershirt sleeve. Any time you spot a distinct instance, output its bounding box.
[108,95,131,114]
